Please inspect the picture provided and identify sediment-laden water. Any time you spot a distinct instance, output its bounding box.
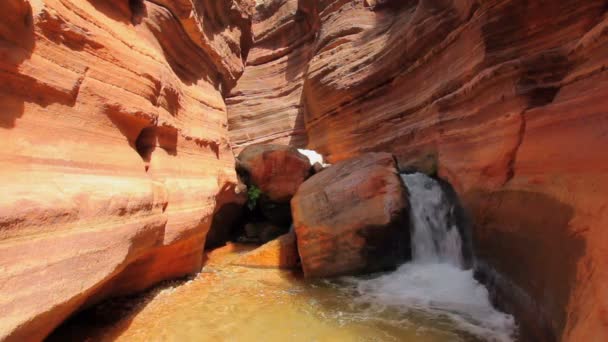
[49,174,515,342]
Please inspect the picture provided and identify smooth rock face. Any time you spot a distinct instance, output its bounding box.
[232,231,299,269]
[228,1,608,340]
[292,153,410,278]
[236,144,312,202]
[0,0,251,340]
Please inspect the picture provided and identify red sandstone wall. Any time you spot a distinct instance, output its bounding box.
[226,0,316,151]
[0,0,251,340]
[227,1,608,340]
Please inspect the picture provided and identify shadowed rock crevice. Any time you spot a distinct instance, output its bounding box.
[129,0,146,24]
[0,0,34,129]
[468,189,584,341]
[134,126,178,171]
[205,183,247,250]
[143,1,219,86]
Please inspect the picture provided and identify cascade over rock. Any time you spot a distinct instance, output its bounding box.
[292,153,410,278]
[227,1,608,340]
[0,0,253,340]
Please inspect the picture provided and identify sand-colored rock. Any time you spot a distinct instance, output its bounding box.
[227,1,608,339]
[292,153,410,278]
[0,0,252,340]
[232,231,299,269]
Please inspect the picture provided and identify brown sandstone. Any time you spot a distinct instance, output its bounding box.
[292,153,410,278]
[227,0,608,340]
[2,0,608,340]
[0,0,252,340]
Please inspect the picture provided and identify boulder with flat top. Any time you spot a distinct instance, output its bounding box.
[292,153,411,278]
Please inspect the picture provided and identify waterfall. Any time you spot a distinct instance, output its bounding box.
[401,173,464,266]
[346,173,516,341]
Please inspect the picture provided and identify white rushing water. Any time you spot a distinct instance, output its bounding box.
[345,173,516,341]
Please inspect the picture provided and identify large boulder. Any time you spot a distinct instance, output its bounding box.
[292,153,411,278]
[236,144,312,203]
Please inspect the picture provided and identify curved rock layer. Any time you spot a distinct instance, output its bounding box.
[0,0,251,340]
[226,0,317,151]
[228,0,608,340]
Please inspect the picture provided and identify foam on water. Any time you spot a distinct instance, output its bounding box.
[343,173,516,341]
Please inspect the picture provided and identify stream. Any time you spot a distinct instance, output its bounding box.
[49,174,516,342]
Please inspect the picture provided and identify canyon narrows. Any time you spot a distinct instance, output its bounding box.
[1,0,607,342]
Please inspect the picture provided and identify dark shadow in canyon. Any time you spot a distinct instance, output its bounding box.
[467,189,585,342]
[204,182,246,250]
[87,0,145,25]
[436,176,475,269]
[44,275,191,342]
[91,0,221,88]
[106,108,179,172]
[144,2,217,87]
[0,0,34,129]
[129,0,147,25]
[287,90,309,148]
[88,0,131,24]
[281,0,319,148]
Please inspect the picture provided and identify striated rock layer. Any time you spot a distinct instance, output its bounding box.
[0,0,251,340]
[226,0,317,151]
[228,0,608,340]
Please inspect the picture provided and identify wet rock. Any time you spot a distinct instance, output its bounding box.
[236,144,312,203]
[258,196,293,227]
[232,231,299,269]
[292,153,411,278]
[243,222,288,244]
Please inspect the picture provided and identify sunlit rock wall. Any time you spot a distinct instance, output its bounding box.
[0,0,251,340]
[228,0,608,340]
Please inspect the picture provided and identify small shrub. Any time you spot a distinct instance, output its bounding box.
[247,185,262,210]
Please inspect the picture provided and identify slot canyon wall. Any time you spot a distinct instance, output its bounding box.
[227,0,608,341]
[0,0,252,340]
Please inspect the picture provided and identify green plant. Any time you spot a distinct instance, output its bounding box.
[247,185,262,210]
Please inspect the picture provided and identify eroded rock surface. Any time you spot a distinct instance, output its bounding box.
[236,144,312,202]
[292,153,410,278]
[0,0,252,340]
[226,0,317,151]
[227,0,608,340]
